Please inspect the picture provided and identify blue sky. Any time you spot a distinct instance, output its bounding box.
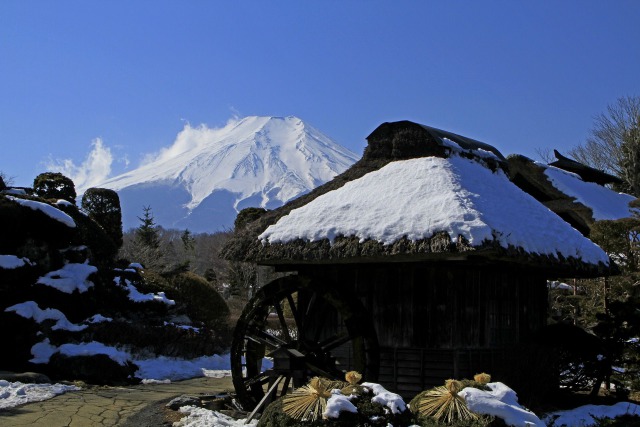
[1,1,639,187]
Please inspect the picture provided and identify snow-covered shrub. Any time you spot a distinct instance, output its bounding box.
[164,271,230,329]
[0,188,231,384]
[61,204,119,265]
[81,187,123,250]
[47,353,137,385]
[32,172,76,204]
[0,196,73,270]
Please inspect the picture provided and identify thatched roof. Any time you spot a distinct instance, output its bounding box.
[221,121,614,277]
[549,150,622,185]
[508,154,635,236]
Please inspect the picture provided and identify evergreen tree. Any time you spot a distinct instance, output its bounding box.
[588,211,640,392]
[135,206,161,249]
[122,205,164,270]
[181,229,195,252]
[81,188,123,249]
[33,172,77,203]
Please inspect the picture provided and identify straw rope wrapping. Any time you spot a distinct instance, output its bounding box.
[473,373,491,385]
[415,379,478,424]
[341,370,365,396]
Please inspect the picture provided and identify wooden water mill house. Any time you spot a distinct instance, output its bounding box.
[221,120,621,410]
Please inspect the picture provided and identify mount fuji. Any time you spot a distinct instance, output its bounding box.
[96,116,359,233]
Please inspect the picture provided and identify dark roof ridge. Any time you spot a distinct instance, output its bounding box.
[549,150,622,185]
[364,120,506,163]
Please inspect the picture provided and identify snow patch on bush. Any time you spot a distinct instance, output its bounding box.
[0,255,33,269]
[5,301,87,331]
[459,382,544,427]
[37,262,97,294]
[6,195,76,228]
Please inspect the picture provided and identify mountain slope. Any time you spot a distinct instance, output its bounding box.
[98,116,359,232]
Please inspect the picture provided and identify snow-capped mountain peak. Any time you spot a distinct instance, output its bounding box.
[97,116,359,232]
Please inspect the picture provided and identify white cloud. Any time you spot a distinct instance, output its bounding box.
[45,138,113,192]
[229,106,241,120]
[141,118,241,166]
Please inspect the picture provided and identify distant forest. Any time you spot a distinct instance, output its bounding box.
[118,206,256,316]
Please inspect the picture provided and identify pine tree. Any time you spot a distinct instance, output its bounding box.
[181,229,195,252]
[124,206,165,270]
[135,206,161,249]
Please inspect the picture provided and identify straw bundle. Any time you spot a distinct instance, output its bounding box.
[281,377,332,421]
[413,379,477,424]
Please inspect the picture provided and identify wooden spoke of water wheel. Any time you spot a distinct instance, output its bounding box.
[230,275,379,412]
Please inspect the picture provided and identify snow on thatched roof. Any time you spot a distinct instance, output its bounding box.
[258,155,609,268]
[222,121,614,276]
[508,154,636,235]
[416,123,506,161]
[544,165,635,221]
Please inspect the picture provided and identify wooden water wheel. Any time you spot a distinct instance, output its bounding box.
[230,275,379,411]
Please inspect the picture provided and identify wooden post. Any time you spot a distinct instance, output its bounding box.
[245,375,284,424]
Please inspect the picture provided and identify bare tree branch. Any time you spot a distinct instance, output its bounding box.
[569,96,640,195]
[535,147,555,163]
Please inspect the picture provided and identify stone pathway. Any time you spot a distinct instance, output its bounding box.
[0,376,234,427]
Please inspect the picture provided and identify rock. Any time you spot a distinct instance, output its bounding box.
[0,371,52,384]
[202,395,232,411]
[165,395,201,410]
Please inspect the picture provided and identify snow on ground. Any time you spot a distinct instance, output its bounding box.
[36,262,97,293]
[29,338,234,380]
[544,401,640,426]
[174,406,258,427]
[0,380,80,410]
[261,155,610,266]
[544,165,636,221]
[4,352,640,427]
[134,354,231,381]
[5,195,76,227]
[0,352,235,411]
[170,380,640,427]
